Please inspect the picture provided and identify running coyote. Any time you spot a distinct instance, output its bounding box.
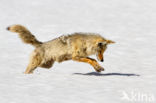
[7,25,115,74]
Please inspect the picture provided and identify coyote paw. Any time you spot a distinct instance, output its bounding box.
[94,65,104,72]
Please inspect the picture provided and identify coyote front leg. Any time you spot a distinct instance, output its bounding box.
[72,57,104,72]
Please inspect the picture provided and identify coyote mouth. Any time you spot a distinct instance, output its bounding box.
[96,53,104,62]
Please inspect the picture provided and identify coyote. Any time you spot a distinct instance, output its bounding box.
[7,25,115,74]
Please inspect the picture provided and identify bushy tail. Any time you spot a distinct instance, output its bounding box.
[7,24,42,47]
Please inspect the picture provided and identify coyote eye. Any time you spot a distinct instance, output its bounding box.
[98,42,106,48]
[98,42,103,47]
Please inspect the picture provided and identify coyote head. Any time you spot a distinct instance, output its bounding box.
[96,40,115,62]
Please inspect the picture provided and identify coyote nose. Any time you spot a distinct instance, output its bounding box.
[7,27,10,30]
[101,59,104,62]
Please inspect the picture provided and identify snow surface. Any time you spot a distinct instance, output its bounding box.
[0,0,156,103]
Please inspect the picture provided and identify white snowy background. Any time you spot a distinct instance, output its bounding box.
[0,0,156,103]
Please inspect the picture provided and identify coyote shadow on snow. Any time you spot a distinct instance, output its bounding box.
[73,72,140,76]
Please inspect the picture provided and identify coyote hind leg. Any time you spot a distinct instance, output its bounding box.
[24,52,42,74]
[39,59,55,69]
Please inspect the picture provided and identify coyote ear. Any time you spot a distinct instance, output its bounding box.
[106,40,115,44]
